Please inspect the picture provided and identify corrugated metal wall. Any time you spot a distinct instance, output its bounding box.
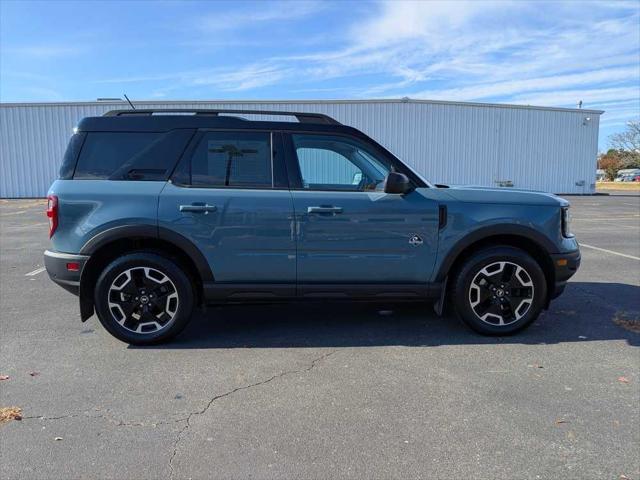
[0,99,601,197]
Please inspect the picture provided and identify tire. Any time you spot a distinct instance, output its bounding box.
[94,252,194,345]
[451,246,547,335]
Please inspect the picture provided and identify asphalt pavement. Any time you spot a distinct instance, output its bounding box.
[0,193,638,480]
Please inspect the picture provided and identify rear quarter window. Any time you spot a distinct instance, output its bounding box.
[59,132,86,179]
[73,130,194,180]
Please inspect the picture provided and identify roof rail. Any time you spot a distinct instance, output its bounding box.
[103,109,340,125]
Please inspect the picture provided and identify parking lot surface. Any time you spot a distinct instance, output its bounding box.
[1,193,639,480]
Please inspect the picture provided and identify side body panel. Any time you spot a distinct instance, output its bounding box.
[431,195,579,282]
[292,189,440,285]
[47,179,165,254]
[157,182,296,284]
[280,129,441,289]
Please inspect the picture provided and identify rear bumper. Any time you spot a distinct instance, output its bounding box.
[549,249,581,299]
[44,250,90,296]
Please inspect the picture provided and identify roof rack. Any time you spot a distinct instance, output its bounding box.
[103,109,340,125]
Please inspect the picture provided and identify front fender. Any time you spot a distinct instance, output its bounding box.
[433,223,557,281]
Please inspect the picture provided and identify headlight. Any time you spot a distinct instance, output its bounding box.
[561,207,574,238]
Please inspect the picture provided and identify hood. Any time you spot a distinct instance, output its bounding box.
[437,185,569,207]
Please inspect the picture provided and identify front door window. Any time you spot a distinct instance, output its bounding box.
[291,134,391,191]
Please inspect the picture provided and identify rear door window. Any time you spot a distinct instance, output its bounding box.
[73,130,193,180]
[189,131,273,188]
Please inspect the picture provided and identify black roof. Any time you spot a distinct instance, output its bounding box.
[104,108,340,124]
[74,107,429,188]
[77,108,352,133]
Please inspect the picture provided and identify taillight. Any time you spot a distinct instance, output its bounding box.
[66,262,80,272]
[46,195,58,238]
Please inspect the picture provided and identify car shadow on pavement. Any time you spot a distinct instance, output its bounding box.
[133,282,640,349]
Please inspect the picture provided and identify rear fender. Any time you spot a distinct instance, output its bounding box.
[78,225,213,321]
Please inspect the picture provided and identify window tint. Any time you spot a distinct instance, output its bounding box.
[291,134,391,191]
[190,131,272,188]
[73,130,193,181]
[59,132,86,179]
[74,132,160,179]
[110,130,194,181]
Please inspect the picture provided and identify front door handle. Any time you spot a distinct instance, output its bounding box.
[307,206,343,214]
[179,203,217,214]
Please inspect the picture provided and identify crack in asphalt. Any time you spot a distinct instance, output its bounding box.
[167,350,336,480]
[20,412,187,427]
[12,350,335,478]
[22,414,81,421]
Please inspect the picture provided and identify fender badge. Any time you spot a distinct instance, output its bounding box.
[409,234,423,246]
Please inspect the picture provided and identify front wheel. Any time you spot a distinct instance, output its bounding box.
[94,252,194,345]
[451,246,547,335]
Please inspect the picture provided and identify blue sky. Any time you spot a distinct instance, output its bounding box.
[1,0,638,149]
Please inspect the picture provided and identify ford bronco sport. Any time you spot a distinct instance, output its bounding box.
[45,109,580,344]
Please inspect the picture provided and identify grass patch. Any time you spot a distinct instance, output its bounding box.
[597,182,640,191]
[0,407,22,424]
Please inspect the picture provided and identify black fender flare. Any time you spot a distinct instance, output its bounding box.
[80,224,213,282]
[434,224,556,282]
[78,225,213,321]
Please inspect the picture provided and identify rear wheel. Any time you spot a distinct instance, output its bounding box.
[451,246,546,335]
[94,252,194,345]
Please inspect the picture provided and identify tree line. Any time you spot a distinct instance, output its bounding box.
[597,120,640,180]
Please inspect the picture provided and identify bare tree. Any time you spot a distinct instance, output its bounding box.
[609,120,640,152]
[608,120,640,169]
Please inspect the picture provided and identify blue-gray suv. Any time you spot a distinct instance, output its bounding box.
[45,109,580,344]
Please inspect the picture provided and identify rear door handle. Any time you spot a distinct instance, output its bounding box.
[307,206,343,214]
[179,203,217,214]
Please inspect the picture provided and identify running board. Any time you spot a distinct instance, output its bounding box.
[203,283,442,302]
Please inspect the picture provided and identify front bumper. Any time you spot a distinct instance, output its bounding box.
[44,250,90,296]
[549,249,581,299]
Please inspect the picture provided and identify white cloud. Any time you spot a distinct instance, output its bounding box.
[197,1,324,32]
[349,0,506,49]
[190,63,293,91]
[91,0,639,130]
[225,0,637,109]
[95,62,292,92]
[511,87,639,109]
[411,66,639,102]
[286,0,639,137]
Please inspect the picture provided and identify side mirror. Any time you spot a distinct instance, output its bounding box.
[383,171,412,194]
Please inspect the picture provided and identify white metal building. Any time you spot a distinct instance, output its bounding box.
[0,99,602,197]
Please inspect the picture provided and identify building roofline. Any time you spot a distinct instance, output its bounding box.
[0,98,605,115]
